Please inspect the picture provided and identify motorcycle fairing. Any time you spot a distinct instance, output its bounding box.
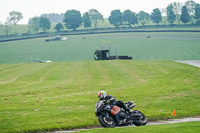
[111,106,120,115]
[109,105,123,125]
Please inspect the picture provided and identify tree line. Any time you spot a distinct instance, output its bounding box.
[27,9,104,32]
[1,0,200,34]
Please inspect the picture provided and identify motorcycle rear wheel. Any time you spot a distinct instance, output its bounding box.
[132,111,147,126]
[98,114,116,127]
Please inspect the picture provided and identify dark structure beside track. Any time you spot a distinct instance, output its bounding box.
[109,56,132,60]
[94,50,132,60]
[94,50,110,60]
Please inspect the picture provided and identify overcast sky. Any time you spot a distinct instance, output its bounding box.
[0,0,199,24]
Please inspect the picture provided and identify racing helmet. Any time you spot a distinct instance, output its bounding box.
[97,90,107,100]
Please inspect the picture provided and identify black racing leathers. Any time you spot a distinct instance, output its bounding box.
[101,95,129,112]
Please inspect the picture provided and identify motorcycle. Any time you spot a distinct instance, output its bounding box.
[95,100,147,127]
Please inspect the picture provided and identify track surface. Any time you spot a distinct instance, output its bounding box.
[176,60,200,68]
[49,116,200,133]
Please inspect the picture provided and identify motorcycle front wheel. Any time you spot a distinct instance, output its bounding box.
[98,114,116,127]
[132,111,147,126]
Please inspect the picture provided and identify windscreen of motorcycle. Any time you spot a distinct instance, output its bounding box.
[111,106,120,115]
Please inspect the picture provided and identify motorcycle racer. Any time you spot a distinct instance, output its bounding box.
[97,90,130,113]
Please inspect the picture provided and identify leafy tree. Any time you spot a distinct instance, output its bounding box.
[180,5,190,24]
[29,16,40,33]
[88,9,103,29]
[108,10,123,28]
[166,4,176,24]
[82,12,92,28]
[185,0,196,24]
[122,10,138,27]
[151,8,162,24]
[194,4,200,24]
[54,23,64,32]
[9,11,23,25]
[39,17,51,32]
[63,10,82,31]
[137,11,150,26]
[172,2,183,24]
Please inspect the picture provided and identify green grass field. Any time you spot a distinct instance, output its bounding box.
[0,31,200,132]
[0,60,200,132]
[0,32,200,63]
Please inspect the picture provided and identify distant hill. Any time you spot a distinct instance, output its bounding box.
[28,13,64,24]
[40,13,64,23]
